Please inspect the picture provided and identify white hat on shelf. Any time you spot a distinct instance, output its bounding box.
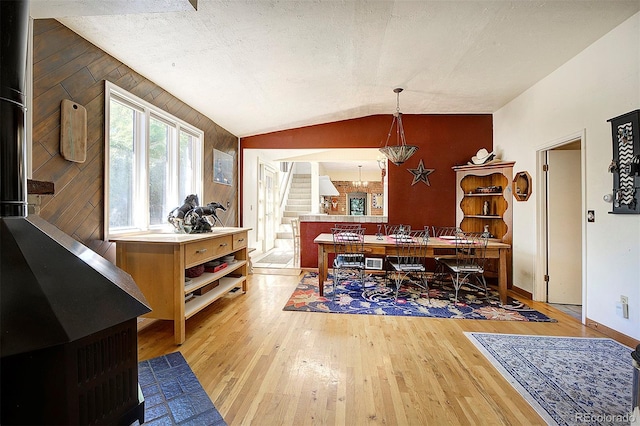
[471,148,495,165]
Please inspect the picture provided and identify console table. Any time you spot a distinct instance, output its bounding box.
[112,228,250,344]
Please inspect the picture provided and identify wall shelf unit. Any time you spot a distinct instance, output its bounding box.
[453,161,514,287]
[112,227,251,345]
[513,170,532,201]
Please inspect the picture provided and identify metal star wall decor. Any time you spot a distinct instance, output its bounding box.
[407,159,435,186]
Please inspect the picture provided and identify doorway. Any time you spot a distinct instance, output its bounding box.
[262,166,277,252]
[255,162,279,253]
[251,160,299,273]
[536,134,585,321]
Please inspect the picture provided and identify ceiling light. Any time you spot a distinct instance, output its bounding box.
[353,165,368,188]
[379,88,419,166]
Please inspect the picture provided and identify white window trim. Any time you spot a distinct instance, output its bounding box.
[104,81,204,238]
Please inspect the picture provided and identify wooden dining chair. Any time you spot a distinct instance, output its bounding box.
[290,218,300,267]
[386,230,430,302]
[330,227,366,299]
[439,230,490,304]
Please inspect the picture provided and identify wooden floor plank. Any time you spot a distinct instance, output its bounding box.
[138,272,609,425]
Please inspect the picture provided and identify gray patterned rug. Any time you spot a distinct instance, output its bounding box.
[465,333,635,426]
[255,251,293,265]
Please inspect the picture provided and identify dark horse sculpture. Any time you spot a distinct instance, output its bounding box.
[168,195,227,233]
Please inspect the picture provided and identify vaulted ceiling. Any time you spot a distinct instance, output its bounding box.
[31,0,640,137]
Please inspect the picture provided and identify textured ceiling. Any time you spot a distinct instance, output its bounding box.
[32,0,640,137]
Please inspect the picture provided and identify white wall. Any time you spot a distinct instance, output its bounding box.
[242,149,260,250]
[494,13,640,340]
[242,149,282,251]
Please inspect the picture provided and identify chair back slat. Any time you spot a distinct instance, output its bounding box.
[438,230,491,303]
[330,227,366,298]
[386,229,430,301]
[431,226,461,237]
[453,231,489,270]
[384,224,411,236]
[332,227,365,264]
[333,224,364,232]
[392,230,429,269]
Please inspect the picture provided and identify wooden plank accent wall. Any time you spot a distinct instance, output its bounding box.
[31,19,238,262]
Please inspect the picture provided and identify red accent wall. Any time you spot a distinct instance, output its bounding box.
[241,114,492,268]
[299,222,382,268]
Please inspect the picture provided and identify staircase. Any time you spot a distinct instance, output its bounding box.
[275,174,312,247]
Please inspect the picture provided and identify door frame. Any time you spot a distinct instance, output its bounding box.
[263,165,278,251]
[258,162,279,252]
[535,130,587,322]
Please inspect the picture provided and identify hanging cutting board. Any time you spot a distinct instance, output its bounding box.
[60,99,87,163]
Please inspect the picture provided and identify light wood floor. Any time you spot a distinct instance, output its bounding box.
[137,272,609,425]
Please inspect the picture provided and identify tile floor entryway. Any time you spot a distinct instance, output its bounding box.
[252,248,296,268]
[548,303,582,321]
[251,246,301,276]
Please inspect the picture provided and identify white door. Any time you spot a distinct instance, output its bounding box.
[547,148,582,304]
[263,167,277,251]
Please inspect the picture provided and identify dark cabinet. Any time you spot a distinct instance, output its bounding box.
[608,110,640,214]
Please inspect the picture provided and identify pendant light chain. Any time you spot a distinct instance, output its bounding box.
[379,87,419,166]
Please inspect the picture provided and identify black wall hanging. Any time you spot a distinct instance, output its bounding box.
[607,109,640,214]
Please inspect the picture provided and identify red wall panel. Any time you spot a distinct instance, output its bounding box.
[299,222,382,269]
[241,114,492,268]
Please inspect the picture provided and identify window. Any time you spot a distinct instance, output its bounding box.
[105,81,203,237]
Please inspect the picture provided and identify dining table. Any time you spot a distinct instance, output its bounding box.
[313,233,512,304]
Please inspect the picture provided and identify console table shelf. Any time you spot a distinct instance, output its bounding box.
[185,275,244,319]
[184,260,247,294]
[112,227,251,344]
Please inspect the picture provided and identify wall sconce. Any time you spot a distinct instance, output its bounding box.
[377,158,387,178]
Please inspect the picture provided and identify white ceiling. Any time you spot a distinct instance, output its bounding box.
[31,0,639,138]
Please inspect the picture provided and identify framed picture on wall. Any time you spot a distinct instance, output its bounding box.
[372,193,383,209]
[213,149,233,186]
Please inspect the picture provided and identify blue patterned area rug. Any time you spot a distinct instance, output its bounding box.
[283,272,555,322]
[465,333,635,425]
[136,352,226,426]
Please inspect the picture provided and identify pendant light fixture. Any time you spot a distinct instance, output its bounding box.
[379,88,419,166]
[352,165,368,188]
